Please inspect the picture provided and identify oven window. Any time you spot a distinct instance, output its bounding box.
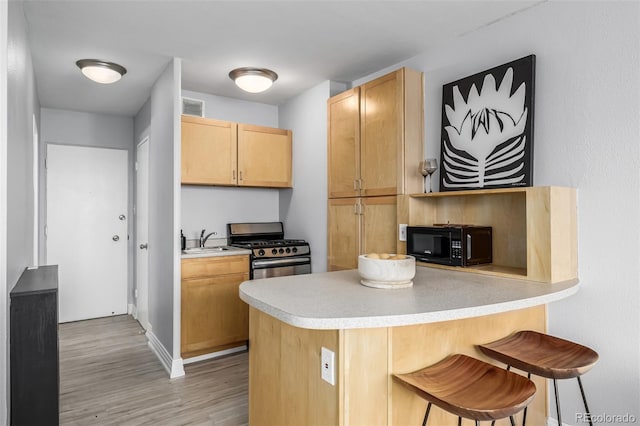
[412,233,450,259]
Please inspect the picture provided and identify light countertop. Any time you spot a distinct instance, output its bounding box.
[239,266,579,330]
[181,246,251,259]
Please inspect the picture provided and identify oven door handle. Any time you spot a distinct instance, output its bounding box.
[253,257,311,268]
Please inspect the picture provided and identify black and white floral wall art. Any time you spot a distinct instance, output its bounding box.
[439,55,535,191]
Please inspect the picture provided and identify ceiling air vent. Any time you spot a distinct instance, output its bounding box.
[182,97,205,117]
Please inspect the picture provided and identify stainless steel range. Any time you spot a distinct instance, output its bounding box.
[227,222,311,279]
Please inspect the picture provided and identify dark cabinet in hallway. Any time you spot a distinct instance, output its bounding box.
[10,265,59,426]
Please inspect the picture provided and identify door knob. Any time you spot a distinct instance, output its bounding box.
[112,235,120,241]
[139,243,148,250]
[119,214,126,220]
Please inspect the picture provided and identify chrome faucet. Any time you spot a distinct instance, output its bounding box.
[199,229,217,248]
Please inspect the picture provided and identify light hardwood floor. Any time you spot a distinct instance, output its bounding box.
[59,315,248,425]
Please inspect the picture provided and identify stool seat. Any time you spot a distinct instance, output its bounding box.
[393,354,536,422]
[478,330,599,380]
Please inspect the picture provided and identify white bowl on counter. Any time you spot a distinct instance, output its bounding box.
[358,254,416,289]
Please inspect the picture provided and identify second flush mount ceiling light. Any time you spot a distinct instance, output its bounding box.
[229,67,278,93]
[76,59,127,84]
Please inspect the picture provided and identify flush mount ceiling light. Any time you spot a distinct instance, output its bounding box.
[76,59,127,84]
[229,67,278,93]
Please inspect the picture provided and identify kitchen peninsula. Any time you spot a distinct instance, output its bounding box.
[240,267,579,426]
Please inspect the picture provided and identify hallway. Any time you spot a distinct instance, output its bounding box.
[59,315,248,425]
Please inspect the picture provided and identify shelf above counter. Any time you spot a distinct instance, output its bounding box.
[417,261,528,280]
[400,186,577,283]
[409,186,533,198]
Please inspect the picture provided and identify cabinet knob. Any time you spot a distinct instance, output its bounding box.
[112,235,120,242]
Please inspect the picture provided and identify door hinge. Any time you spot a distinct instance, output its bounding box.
[44,156,47,169]
[135,161,138,171]
[44,224,48,238]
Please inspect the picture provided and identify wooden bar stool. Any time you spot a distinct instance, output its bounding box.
[478,330,599,426]
[393,354,536,426]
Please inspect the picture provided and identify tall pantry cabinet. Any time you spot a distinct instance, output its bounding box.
[327,68,424,271]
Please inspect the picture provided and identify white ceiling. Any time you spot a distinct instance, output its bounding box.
[22,1,543,117]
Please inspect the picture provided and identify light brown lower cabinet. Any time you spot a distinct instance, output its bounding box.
[181,255,250,359]
[327,196,397,271]
[248,305,548,426]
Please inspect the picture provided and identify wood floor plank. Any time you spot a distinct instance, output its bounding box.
[59,315,248,425]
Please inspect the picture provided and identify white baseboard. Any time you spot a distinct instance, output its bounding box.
[183,344,247,365]
[145,329,185,378]
[128,303,137,317]
[547,418,571,426]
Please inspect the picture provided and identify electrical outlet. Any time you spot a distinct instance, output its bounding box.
[321,347,335,385]
[399,223,408,241]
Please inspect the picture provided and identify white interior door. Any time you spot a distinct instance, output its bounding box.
[46,144,128,323]
[135,139,150,330]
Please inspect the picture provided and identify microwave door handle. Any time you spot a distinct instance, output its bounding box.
[467,234,472,260]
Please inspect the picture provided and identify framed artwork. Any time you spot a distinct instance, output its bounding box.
[439,55,535,191]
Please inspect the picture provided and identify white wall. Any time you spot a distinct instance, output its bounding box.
[180,90,280,241]
[182,90,278,125]
[278,81,332,273]
[39,108,135,302]
[147,58,182,370]
[0,1,8,421]
[355,2,640,424]
[181,186,280,242]
[7,0,37,290]
[4,1,39,421]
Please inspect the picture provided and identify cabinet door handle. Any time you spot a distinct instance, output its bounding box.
[354,180,358,190]
[240,171,243,181]
[233,170,236,180]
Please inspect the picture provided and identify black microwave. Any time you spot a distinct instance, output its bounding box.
[407,225,492,267]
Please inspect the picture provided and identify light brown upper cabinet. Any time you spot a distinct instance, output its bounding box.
[327,88,360,198]
[237,124,292,188]
[327,68,424,198]
[181,116,292,188]
[181,115,237,186]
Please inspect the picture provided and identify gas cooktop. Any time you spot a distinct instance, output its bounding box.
[227,222,311,259]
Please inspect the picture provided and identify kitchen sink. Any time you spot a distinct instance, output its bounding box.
[182,246,230,254]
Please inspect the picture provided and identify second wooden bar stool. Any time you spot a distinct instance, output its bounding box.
[393,354,537,426]
[479,330,599,426]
